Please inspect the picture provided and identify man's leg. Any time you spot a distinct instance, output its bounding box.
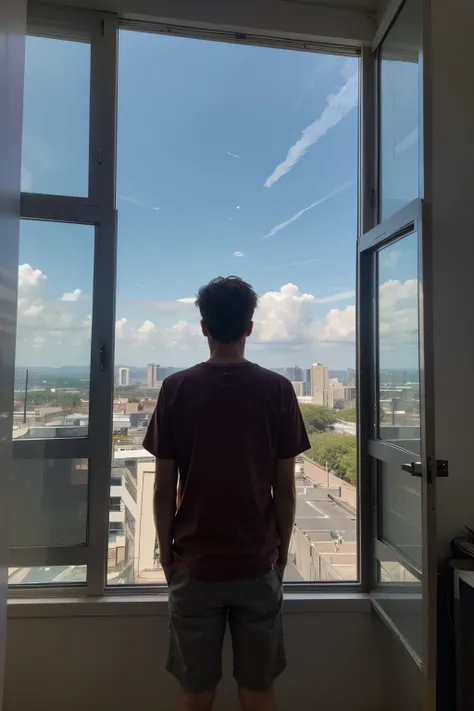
[228,570,286,711]
[168,571,227,708]
[237,686,277,711]
[178,689,216,711]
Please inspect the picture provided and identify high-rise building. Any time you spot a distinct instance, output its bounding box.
[292,381,305,398]
[147,363,159,389]
[284,366,304,382]
[346,368,356,386]
[311,363,329,405]
[119,367,130,386]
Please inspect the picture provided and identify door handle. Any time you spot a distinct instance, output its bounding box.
[401,462,422,477]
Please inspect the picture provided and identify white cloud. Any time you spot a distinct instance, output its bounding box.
[227,152,240,158]
[264,71,358,188]
[253,283,316,344]
[61,288,82,302]
[233,251,246,257]
[380,250,400,270]
[269,259,318,269]
[177,297,196,304]
[319,305,355,343]
[259,181,352,241]
[118,194,160,211]
[22,303,45,318]
[314,290,355,304]
[18,264,47,296]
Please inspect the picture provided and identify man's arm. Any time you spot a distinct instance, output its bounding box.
[273,457,296,576]
[153,457,178,583]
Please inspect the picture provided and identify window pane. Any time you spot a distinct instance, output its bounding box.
[377,232,420,452]
[379,460,421,569]
[14,221,94,439]
[110,31,358,584]
[375,559,422,659]
[21,35,91,196]
[9,566,87,585]
[379,0,422,221]
[10,458,89,547]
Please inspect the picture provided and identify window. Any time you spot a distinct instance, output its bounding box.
[14,220,94,438]
[379,0,422,221]
[11,9,361,594]
[22,35,91,196]
[109,30,358,585]
[10,7,116,590]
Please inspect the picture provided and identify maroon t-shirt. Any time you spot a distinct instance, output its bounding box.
[143,361,310,581]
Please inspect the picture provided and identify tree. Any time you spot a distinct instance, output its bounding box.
[307,431,357,486]
[299,404,337,434]
[338,407,356,423]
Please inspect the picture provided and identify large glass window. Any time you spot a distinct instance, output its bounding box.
[14,221,94,438]
[377,231,420,450]
[109,31,359,585]
[379,0,422,221]
[21,35,91,197]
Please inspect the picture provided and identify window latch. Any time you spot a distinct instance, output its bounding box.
[99,343,107,372]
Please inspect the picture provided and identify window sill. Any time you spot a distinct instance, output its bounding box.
[7,592,371,618]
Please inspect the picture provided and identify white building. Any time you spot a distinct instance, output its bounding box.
[147,363,159,389]
[118,367,130,386]
[310,363,328,405]
[292,381,305,397]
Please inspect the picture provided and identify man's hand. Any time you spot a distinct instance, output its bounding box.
[163,563,178,586]
[277,558,287,581]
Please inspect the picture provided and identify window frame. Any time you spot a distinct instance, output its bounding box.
[11,2,366,598]
[10,4,118,597]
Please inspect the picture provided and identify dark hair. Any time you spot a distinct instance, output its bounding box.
[196,276,258,343]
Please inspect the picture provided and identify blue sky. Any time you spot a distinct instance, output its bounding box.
[17,30,419,371]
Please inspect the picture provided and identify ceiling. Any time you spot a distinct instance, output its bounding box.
[282,0,390,16]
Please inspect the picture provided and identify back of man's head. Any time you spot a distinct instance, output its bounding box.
[196,276,258,343]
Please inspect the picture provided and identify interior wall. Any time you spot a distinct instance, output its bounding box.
[426,0,474,561]
[0,0,26,706]
[4,608,384,711]
[380,624,423,711]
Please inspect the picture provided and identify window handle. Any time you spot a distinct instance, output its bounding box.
[401,462,422,477]
[99,343,107,372]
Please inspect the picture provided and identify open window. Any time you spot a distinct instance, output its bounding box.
[358,0,437,705]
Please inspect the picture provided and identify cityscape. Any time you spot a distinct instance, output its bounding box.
[10,360,420,587]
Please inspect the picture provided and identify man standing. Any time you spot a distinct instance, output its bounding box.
[143,276,310,711]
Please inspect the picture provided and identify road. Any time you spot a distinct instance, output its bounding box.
[295,483,356,543]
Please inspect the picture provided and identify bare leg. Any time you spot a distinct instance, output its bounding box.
[238,686,277,711]
[178,688,215,711]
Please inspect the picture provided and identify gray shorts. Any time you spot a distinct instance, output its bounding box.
[167,569,286,693]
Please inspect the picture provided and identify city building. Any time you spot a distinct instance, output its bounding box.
[346,368,356,386]
[285,366,304,382]
[118,367,130,386]
[310,363,329,405]
[147,363,159,389]
[292,381,305,397]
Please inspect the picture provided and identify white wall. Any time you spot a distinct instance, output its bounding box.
[425,0,474,561]
[0,0,26,707]
[4,605,388,711]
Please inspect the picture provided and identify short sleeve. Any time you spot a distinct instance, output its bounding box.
[276,382,311,459]
[143,385,175,459]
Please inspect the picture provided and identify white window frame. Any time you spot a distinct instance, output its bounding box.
[10,3,117,597]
